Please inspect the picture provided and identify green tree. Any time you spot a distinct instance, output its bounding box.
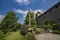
[0,30,5,40]
[0,11,18,34]
[20,25,28,35]
[13,23,21,31]
[24,11,37,27]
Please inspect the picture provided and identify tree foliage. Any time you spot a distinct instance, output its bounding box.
[20,25,28,35]
[24,11,37,26]
[0,30,5,40]
[0,11,19,34]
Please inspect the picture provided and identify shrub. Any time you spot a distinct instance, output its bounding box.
[25,25,30,28]
[52,24,60,31]
[33,27,36,31]
[43,24,53,30]
[30,25,36,28]
[35,28,40,34]
[26,32,35,40]
[5,32,12,37]
[20,25,28,35]
[52,30,60,34]
[6,32,26,40]
[0,30,5,40]
[5,28,12,33]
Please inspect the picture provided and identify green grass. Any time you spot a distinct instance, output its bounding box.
[6,31,26,40]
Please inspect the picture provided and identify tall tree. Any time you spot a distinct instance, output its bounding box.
[0,11,18,34]
[24,11,37,27]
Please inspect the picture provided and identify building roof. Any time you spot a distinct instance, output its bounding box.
[37,11,42,14]
[38,1,60,18]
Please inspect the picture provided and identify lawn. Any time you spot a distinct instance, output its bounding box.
[6,31,26,40]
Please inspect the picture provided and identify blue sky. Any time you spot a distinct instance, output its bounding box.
[0,0,60,24]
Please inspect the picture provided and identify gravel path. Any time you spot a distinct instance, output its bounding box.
[35,33,60,40]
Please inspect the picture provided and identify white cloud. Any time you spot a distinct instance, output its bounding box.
[32,9,43,18]
[13,9,28,18]
[14,9,28,14]
[13,9,43,24]
[13,9,43,18]
[0,15,5,22]
[15,0,46,6]
[15,0,30,5]
[33,9,43,13]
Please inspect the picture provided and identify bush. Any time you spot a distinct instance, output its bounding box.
[5,32,12,37]
[20,25,28,35]
[52,24,60,31]
[25,25,30,28]
[52,30,60,34]
[35,28,40,34]
[0,30,5,40]
[43,24,53,30]
[33,27,36,31]
[6,32,26,40]
[26,32,35,40]
[30,25,36,28]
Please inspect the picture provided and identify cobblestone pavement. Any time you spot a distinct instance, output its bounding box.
[35,33,60,40]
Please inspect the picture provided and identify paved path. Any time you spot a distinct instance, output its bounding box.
[35,33,60,40]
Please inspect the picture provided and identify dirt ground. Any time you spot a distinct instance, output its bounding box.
[35,33,60,40]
